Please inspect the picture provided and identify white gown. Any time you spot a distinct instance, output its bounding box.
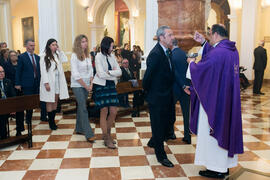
[187,61,238,173]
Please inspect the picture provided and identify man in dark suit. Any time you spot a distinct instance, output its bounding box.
[120,58,134,82]
[170,39,191,144]
[143,26,175,167]
[253,40,267,95]
[0,66,16,139]
[15,39,47,124]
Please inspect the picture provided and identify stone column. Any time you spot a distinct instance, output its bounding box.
[228,8,238,42]
[0,0,13,48]
[240,0,258,80]
[38,0,60,53]
[89,24,105,50]
[144,0,158,56]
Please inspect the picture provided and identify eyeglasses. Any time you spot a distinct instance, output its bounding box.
[0,71,5,73]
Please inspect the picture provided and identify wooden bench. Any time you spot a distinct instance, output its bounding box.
[0,94,40,148]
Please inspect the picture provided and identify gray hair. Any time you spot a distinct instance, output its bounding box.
[24,39,34,46]
[156,26,171,41]
[172,39,178,46]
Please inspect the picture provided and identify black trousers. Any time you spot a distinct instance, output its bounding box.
[0,114,9,139]
[253,70,264,93]
[22,81,47,123]
[148,96,173,161]
[171,91,191,140]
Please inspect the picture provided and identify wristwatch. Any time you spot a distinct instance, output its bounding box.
[182,85,186,89]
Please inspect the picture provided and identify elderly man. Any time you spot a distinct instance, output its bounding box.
[143,26,175,167]
[253,40,267,95]
[187,24,243,178]
[0,66,16,139]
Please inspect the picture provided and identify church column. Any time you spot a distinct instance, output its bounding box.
[240,0,258,80]
[89,24,105,50]
[0,0,13,48]
[228,8,238,42]
[144,0,158,56]
[38,0,60,53]
[129,17,136,48]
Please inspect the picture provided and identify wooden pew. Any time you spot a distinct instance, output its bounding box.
[0,95,40,148]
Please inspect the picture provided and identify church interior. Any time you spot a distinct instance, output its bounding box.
[0,0,270,179]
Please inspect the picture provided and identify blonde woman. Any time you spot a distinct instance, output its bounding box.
[93,36,121,149]
[40,39,69,130]
[71,34,95,143]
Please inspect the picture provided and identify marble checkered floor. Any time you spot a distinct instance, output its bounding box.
[0,83,270,180]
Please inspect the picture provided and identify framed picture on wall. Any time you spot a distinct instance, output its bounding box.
[22,16,34,45]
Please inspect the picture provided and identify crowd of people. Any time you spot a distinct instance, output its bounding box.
[0,37,143,150]
[1,23,259,178]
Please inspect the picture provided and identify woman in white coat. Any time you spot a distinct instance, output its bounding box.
[40,39,69,130]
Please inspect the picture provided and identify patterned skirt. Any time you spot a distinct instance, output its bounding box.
[93,80,119,109]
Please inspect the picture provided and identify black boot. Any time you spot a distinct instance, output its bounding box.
[48,111,58,130]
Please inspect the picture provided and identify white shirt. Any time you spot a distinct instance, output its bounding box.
[70,53,93,87]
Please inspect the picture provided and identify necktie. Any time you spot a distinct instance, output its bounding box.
[0,81,6,99]
[31,54,37,78]
[165,49,172,70]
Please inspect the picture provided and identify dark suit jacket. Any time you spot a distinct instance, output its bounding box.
[253,46,267,71]
[142,43,174,106]
[120,66,134,82]
[15,52,41,88]
[0,78,16,99]
[171,47,190,99]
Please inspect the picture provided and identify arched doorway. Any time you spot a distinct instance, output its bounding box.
[103,0,130,47]
[89,0,145,50]
[207,0,230,35]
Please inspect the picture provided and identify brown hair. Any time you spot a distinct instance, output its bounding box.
[72,34,89,61]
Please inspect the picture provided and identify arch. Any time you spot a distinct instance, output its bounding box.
[210,0,231,34]
[90,0,136,25]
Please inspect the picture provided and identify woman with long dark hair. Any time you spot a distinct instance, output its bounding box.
[40,39,69,130]
[71,34,95,143]
[93,36,121,149]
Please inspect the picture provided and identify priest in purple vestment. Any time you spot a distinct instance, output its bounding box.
[186,24,244,179]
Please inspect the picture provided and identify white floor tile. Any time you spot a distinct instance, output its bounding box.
[7,150,40,160]
[253,150,270,160]
[168,145,196,154]
[118,147,145,156]
[51,129,74,135]
[0,171,26,180]
[32,135,50,142]
[90,156,120,168]
[180,164,204,177]
[115,122,135,128]
[64,148,92,158]
[55,168,90,180]
[42,141,69,149]
[239,160,270,173]
[29,158,62,170]
[116,133,139,140]
[121,166,154,179]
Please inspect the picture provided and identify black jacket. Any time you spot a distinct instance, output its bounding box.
[120,66,134,82]
[0,78,16,99]
[171,47,190,98]
[142,43,174,106]
[253,46,267,71]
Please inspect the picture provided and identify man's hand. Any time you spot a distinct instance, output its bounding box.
[187,58,195,64]
[184,86,190,95]
[45,83,50,91]
[85,85,92,92]
[15,85,21,91]
[10,112,16,115]
[194,31,205,44]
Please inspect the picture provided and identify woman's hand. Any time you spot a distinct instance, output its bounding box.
[45,83,50,91]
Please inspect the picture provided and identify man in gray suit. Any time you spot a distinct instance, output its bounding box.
[253,40,267,95]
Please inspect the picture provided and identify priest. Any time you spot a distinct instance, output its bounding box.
[187,24,244,179]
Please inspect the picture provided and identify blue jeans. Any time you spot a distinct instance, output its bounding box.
[72,87,94,139]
